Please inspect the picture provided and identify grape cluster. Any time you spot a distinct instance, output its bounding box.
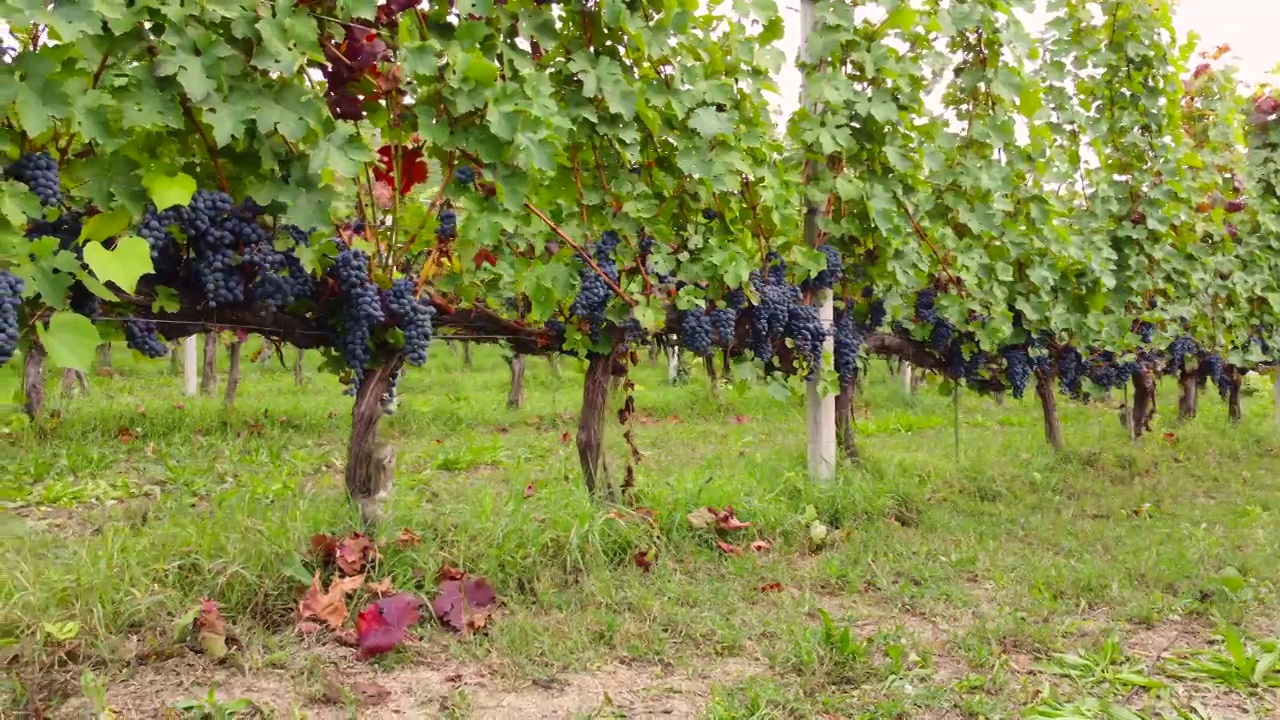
[1000,345,1032,398]
[1166,335,1198,374]
[709,308,737,347]
[679,308,714,356]
[244,224,316,310]
[748,268,796,362]
[1057,345,1084,397]
[833,308,864,384]
[570,231,620,334]
[701,208,719,221]
[123,319,168,358]
[0,270,23,367]
[26,212,99,317]
[386,278,435,367]
[786,305,826,380]
[436,208,457,241]
[137,206,184,282]
[331,247,385,380]
[5,152,61,207]
[1135,320,1155,344]
[725,288,747,311]
[804,246,843,292]
[1200,353,1224,390]
[1085,351,1135,390]
[180,191,245,307]
[454,165,475,185]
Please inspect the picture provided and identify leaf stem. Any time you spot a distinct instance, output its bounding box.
[524,201,635,307]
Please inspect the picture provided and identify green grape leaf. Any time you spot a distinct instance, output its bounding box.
[152,285,181,314]
[36,312,101,372]
[142,171,197,211]
[83,235,153,294]
[78,208,132,244]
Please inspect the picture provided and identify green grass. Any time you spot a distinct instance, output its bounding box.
[2,342,1279,718]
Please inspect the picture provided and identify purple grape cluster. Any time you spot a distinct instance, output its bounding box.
[454,165,475,186]
[0,270,22,366]
[570,231,620,335]
[803,246,843,292]
[786,304,826,380]
[331,247,385,381]
[709,308,737,347]
[833,308,864,384]
[244,225,317,310]
[436,208,457,240]
[123,319,168,358]
[1000,345,1032,398]
[679,308,714,356]
[385,278,434,367]
[5,152,61,207]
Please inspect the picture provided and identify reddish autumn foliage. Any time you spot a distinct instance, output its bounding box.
[373,145,428,195]
[355,593,424,661]
[431,576,497,634]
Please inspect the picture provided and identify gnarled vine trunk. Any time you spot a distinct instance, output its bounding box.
[506,354,525,409]
[547,354,561,380]
[200,332,218,394]
[1226,367,1243,423]
[294,347,305,386]
[1130,365,1156,439]
[1177,369,1198,421]
[577,352,613,494]
[347,356,405,530]
[835,377,859,461]
[223,340,242,408]
[23,344,45,421]
[60,368,89,397]
[462,342,472,368]
[1034,367,1064,451]
[95,343,112,372]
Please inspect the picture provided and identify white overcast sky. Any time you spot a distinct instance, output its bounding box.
[770,0,1280,121]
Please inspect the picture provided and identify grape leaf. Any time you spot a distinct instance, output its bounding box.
[83,236,153,294]
[36,312,101,372]
[152,286,181,314]
[78,208,131,244]
[141,171,197,211]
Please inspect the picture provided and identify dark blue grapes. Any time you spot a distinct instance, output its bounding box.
[803,246,843,292]
[570,231,620,334]
[136,206,183,283]
[1057,345,1084,397]
[123,319,168,358]
[386,278,434,367]
[725,288,747,311]
[1166,335,1198,375]
[181,191,245,307]
[834,308,864,385]
[786,304,826,380]
[6,152,61,207]
[748,267,796,362]
[245,224,316,310]
[436,208,457,240]
[1136,321,1155,344]
[914,289,938,323]
[330,247,385,381]
[702,207,719,221]
[1000,345,1032,399]
[680,308,714,356]
[0,270,22,367]
[709,308,737,347]
[454,165,475,186]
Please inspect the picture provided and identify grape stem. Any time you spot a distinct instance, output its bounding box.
[895,192,960,292]
[524,201,636,307]
[570,148,591,224]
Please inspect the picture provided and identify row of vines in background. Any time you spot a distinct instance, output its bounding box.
[2,0,1280,518]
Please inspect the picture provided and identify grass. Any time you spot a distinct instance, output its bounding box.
[2,341,1278,718]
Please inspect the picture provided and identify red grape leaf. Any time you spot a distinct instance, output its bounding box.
[298,572,365,631]
[355,593,423,661]
[373,146,428,195]
[431,577,498,634]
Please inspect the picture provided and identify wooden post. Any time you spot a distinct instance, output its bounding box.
[666,341,680,384]
[200,332,218,395]
[223,340,242,408]
[183,336,198,396]
[23,344,45,421]
[799,0,836,481]
[902,362,914,393]
[507,354,525,410]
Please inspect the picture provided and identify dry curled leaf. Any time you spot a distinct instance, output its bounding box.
[298,572,365,631]
[335,533,378,576]
[523,483,535,498]
[714,506,752,531]
[749,540,772,553]
[715,540,743,556]
[633,547,656,572]
[437,564,466,582]
[686,507,717,529]
[394,528,422,548]
[759,582,784,593]
[366,577,395,597]
[356,593,424,660]
[194,599,228,660]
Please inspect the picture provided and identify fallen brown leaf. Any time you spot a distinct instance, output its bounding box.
[749,540,772,553]
[394,528,422,547]
[297,572,365,631]
[366,577,395,597]
[523,483,535,498]
[715,540,743,556]
[759,582,783,593]
[335,533,378,576]
[633,547,656,572]
[437,564,466,582]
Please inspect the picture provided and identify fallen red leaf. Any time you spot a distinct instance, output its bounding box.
[730,414,750,424]
[523,483,535,498]
[116,426,137,444]
[559,432,571,444]
[430,577,497,634]
[1162,432,1178,446]
[759,582,783,593]
[715,506,752,531]
[194,598,228,659]
[394,528,422,548]
[749,540,772,553]
[633,547,656,572]
[634,507,658,521]
[335,533,378,576]
[298,572,365,631]
[311,533,339,562]
[173,402,185,410]
[715,540,743,556]
[356,592,424,660]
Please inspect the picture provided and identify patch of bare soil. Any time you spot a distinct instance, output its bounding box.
[51,651,765,719]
